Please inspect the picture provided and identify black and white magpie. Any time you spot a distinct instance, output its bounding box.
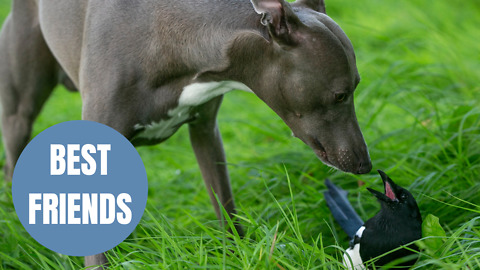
[324,170,422,269]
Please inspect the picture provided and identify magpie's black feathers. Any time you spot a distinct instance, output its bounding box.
[325,171,422,269]
[324,179,363,239]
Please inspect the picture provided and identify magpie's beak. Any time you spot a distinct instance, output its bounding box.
[367,170,399,202]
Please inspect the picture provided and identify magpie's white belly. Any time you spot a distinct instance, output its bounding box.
[343,226,366,270]
[344,244,364,270]
[133,81,252,141]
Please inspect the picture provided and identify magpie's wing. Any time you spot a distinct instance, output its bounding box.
[324,179,364,239]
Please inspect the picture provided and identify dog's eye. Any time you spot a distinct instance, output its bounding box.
[335,93,347,103]
[400,193,407,200]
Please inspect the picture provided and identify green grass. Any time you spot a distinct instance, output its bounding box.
[1,0,479,269]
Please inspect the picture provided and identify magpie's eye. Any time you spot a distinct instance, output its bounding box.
[335,93,347,103]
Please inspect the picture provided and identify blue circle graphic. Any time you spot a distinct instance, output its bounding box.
[12,120,148,256]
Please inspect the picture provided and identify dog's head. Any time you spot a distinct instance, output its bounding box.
[249,0,371,174]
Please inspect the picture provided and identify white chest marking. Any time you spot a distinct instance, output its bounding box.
[179,81,252,106]
[133,105,191,140]
[343,226,366,270]
[134,81,252,140]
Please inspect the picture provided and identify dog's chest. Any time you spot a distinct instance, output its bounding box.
[133,81,252,142]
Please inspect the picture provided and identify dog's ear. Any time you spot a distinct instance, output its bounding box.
[250,0,301,45]
[294,0,326,14]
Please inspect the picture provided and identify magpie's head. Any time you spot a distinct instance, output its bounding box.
[367,170,421,221]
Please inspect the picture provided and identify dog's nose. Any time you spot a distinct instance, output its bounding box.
[357,159,372,174]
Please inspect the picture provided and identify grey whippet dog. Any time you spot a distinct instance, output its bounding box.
[0,0,372,267]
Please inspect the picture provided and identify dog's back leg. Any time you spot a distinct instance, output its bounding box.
[0,1,58,180]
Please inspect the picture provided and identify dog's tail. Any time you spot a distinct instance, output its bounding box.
[324,179,363,239]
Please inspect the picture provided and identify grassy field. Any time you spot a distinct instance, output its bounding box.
[1,0,479,269]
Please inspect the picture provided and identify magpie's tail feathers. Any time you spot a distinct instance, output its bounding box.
[324,179,364,239]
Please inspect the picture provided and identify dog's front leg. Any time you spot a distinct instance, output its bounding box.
[188,96,244,237]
